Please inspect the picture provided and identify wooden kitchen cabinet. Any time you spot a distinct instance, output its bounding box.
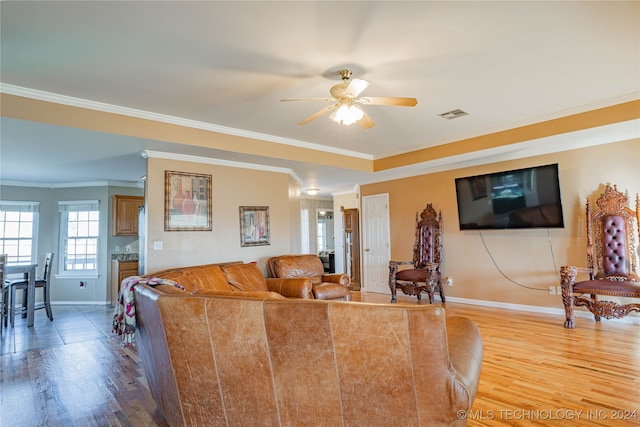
[111,260,139,303]
[112,195,144,235]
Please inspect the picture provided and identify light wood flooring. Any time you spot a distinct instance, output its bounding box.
[1,293,638,426]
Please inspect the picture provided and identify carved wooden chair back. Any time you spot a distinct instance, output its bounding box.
[586,184,640,282]
[412,203,443,269]
[388,203,445,304]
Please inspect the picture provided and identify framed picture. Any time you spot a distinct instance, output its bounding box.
[239,206,270,246]
[165,171,212,231]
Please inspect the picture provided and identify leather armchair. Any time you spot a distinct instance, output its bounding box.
[267,254,351,301]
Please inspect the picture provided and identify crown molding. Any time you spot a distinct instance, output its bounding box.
[360,118,640,187]
[374,93,640,160]
[0,180,143,189]
[332,184,360,197]
[142,150,303,185]
[0,83,372,161]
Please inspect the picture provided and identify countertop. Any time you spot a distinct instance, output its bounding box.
[111,253,139,262]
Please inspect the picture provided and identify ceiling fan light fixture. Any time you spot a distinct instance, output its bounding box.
[281,69,417,129]
[329,102,364,126]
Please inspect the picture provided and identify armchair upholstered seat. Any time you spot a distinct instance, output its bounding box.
[560,184,640,328]
[389,203,445,303]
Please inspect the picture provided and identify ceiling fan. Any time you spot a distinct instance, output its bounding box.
[280,69,418,129]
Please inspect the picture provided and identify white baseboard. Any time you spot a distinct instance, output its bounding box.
[52,301,111,306]
[445,296,640,325]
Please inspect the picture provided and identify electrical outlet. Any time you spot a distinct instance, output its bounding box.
[557,286,562,295]
[153,241,163,250]
[549,285,556,295]
[115,245,120,252]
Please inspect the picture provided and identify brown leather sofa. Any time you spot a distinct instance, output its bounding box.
[267,254,352,301]
[148,261,314,299]
[133,284,483,426]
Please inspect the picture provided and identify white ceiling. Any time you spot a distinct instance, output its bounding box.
[1,1,639,195]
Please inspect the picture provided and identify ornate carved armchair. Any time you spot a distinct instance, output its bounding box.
[389,203,445,304]
[560,184,640,328]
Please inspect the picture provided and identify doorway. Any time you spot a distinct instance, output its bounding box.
[361,194,391,294]
[317,209,335,273]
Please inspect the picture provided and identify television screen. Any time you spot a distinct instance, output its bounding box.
[455,163,564,230]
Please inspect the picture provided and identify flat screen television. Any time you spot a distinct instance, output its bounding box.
[455,163,564,230]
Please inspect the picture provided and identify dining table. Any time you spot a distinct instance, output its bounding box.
[4,263,38,327]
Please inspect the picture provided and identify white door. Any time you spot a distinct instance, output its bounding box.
[362,194,390,294]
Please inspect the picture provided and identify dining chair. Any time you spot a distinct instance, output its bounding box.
[7,252,55,326]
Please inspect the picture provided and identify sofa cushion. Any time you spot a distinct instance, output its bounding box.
[185,265,235,292]
[154,265,232,293]
[153,270,197,292]
[312,283,351,301]
[221,263,269,292]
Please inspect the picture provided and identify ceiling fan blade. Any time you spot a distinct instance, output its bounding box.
[344,78,370,98]
[359,96,418,107]
[358,111,376,129]
[298,105,336,125]
[281,97,334,102]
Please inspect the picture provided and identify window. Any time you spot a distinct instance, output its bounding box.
[59,201,99,274]
[317,221,325,252]
[300,209,310,254]
[316,210,333,252]
[0,201,39,264]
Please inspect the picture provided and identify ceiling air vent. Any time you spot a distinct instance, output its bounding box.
[438,109,469,120]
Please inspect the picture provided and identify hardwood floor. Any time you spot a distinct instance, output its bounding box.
[1,294,638,426]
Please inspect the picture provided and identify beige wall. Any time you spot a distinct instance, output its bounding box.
[0,183,143,304]
[361,138,640,308]
[144,157,296,275]
[288,176,302,254]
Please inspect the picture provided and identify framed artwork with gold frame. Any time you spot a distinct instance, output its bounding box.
[164,170,212,231]
[239,206,270,246]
